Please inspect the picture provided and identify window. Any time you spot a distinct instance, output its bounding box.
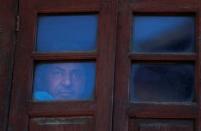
[4,0,201,131]
[8,1,116,131]
[114,1,199,131]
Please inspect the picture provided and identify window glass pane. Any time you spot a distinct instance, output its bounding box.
[36,15,98,52]
[32,117,90,125]
[30,117,92,131]
[33,62,96,101]
[130,63,195,102]
[132,16,195,53]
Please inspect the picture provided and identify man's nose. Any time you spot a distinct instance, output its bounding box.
[62,76,72,86]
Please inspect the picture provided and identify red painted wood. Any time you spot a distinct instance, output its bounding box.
[8,0,117,131]
[29,102,96,117]
[114,0,200,131]
[128,103,197,119]
[32,52,96,61]
[130,0,198,13]
[196,2,201,131]
[0,0,16,130]
[7,0,201,131]
[129,53,196,61]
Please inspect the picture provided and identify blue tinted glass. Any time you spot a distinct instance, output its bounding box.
[130,63,195,102]
[33,62,96,101]
[132,16,195,53]
[36,15,97,52]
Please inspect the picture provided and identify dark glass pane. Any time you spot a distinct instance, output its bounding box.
[33,62,96,101]
[132,16,195,53]
[36,15,97,52]
[130,63,195,102]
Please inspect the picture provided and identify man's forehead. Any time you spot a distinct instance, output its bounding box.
[50,63,83,70]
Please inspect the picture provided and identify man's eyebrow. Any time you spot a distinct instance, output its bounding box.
[51,66,65,72]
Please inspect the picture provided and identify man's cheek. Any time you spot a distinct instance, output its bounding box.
[73,82,85,94]
[49,78,60,86]
[48,80,60,93]
[73,81,84,88]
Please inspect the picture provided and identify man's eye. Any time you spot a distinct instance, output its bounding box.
[71,70,82,79]
[51,70,63,76]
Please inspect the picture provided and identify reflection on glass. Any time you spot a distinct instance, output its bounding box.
[36,15,98,52]
[33,62,96,101]
[130,63,195,102]
[132,16,195,53]
[32,117,89,125]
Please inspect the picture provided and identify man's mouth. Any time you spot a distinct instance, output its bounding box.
[55,90,74,97]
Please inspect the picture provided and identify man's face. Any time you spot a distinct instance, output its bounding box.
[46,63,86,100]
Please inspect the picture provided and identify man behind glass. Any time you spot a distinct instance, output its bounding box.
[33,63,95,101]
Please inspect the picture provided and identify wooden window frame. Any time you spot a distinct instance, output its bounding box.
[6,0,201,131]
[114,0,201,131]
[8,0,117,131]
[0,0,16,131]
